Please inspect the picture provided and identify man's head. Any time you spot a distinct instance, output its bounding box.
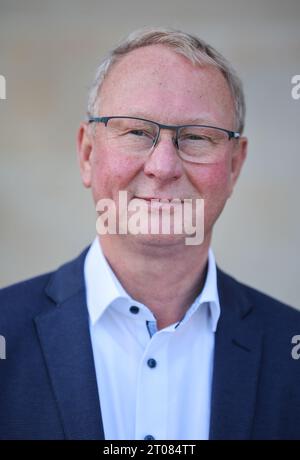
[77,27,247,248]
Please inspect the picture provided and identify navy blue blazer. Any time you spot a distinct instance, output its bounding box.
[1,248,300,440]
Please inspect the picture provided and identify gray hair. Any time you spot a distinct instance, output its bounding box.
[87,27,246,133]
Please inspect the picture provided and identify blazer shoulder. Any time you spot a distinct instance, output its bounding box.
[0,246,88,323]
[217,267,300,325]
[0,271,54,319]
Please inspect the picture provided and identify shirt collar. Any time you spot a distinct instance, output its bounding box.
[182,248,220,332]
[84,237,220,331]
[84,238,153,325]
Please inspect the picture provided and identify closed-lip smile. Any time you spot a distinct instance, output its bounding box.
[134,196,184,202]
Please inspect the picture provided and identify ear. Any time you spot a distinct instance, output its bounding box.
[77,122,93,188]
[228,136,248,197]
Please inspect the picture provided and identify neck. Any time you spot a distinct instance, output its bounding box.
[99,234,211,329]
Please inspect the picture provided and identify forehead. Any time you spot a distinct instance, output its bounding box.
[99,44,235,127]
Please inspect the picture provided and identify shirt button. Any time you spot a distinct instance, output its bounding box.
[147,358,157,368]
[144,435,155,440]
[130,305,139,314]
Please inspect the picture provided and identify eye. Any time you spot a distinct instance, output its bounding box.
[128,129,148,137]
[181,133,211,142]
[186,134,206,140]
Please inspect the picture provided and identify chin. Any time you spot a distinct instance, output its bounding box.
[125,232,193,248]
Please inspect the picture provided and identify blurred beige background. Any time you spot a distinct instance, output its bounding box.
[0,0,299,308]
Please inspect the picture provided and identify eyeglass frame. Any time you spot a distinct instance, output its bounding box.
[88,115,240,152]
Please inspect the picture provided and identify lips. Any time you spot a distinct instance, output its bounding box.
[134,196,184,202]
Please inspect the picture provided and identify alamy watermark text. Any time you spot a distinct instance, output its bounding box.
[0,74,6,100]
[0,335,6,359]
[96,191,204,245]
[291,75,300,100]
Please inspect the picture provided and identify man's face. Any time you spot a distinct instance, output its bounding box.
[78,44,247,246]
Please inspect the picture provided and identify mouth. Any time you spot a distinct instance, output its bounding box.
[134,196,184,203]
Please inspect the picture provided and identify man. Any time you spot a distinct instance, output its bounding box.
[0,27,300,440]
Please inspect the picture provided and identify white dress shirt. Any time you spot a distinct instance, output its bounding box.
[84,238,220,440]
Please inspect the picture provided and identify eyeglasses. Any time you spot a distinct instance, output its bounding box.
[88,116,240,164]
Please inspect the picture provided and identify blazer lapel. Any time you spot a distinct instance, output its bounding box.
[209,269,263,440]
[34,249,105,440]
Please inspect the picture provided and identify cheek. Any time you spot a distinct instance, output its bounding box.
[188,161,232,227]
[206,164,231,198]
[90,146,142,201]
[189,161,231,198]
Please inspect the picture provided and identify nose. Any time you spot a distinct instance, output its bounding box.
[143,132,183,182]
